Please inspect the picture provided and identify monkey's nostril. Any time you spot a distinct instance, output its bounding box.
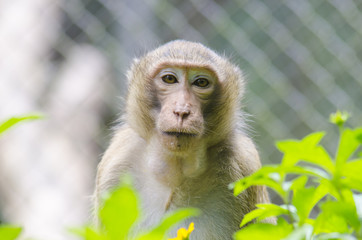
[174,109,190,119]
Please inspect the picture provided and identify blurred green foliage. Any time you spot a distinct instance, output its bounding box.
[231,111,362,239]
[0,114,43,136]
[0,226,22,240]
[74,177,199,240]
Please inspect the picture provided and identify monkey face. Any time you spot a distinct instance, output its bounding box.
[126,40,244,148]
[153,66,216,152]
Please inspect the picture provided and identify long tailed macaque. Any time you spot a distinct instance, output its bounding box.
[95,40,273,239]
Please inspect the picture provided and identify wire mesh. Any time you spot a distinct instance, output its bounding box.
[0,0,361,239]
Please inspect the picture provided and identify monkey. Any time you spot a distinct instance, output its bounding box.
[94,40,273,239]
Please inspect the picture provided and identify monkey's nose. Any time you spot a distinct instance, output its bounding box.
[173,108,190,120]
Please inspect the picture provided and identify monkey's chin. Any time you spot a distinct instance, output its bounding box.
[160,131,199,152]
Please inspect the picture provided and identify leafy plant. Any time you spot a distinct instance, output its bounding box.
[231,111,362,240]
[74,177,199,240]
[0,113,43,240]
[0,226,22,240]
[0,114,43,136]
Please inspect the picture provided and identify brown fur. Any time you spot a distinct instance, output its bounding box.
[95,40,272,239]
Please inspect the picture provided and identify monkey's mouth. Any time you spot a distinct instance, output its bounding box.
[162,131,197,138]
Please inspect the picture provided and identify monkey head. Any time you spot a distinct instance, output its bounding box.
[125,40,245,151]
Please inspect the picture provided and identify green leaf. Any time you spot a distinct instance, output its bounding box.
[231,166,285,198]
[341,159,362,192]
[240,203,289,227]
[341,178,362,193]
[277,132,334,173]
[318,179,342,201]
[320,180,357,205]
[231,165,327,199]
[0,114,44,136]
[336,128,362,168]
[0,225,22,240]
[99,180,139,240]
[314,212,349,235]
[314,200,359,234]
[277,132,325,152]
[292,184,329,225]
[342,159,362,179]
[70,227,105,240]
[342,158,362,180]
[234,222,293,240]
[136,208,199,240]
[289,175,308,191]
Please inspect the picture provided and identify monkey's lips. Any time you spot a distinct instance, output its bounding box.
[160,130,199,151]
[162,131,198,138]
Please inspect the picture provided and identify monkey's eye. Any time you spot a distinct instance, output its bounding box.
[162,75,178,84]
[193,78,209,88]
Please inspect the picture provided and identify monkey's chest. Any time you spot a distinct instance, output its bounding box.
[133,175,240,240]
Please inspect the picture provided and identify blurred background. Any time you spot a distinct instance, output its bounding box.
[0,0,361,239]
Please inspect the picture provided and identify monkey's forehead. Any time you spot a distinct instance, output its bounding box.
[148,62,218,79]
[138,40,241,83]
[148,40,223,66]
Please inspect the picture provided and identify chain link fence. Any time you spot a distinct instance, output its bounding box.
[1,0,361,239]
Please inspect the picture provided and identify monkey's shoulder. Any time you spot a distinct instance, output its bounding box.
[96,126,145,190]
[101,125,144,159]
[215,133,261,180]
